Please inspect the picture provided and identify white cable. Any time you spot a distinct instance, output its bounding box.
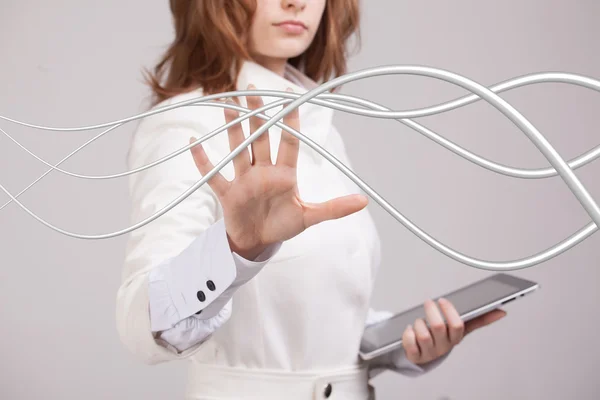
[0,65,598,271]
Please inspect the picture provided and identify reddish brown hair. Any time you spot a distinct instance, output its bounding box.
[142,0,361,107]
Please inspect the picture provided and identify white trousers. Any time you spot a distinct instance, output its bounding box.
[184,363,375,400]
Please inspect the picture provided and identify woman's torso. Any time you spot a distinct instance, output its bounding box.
[130,61,383,397]
[174,90,383,371]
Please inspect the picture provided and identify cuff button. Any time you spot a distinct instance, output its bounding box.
[195,310,202,315]
[197,290,206,302]
[207,280,216,291]
[323,383,332,398]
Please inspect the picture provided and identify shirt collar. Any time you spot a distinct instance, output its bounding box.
[235,59,333,164]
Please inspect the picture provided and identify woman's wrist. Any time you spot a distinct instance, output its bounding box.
[226,233,268,261]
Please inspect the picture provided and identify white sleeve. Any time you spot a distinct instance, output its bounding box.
[364,308,451,378]
[115,118,280,365]
[149,236,282,352]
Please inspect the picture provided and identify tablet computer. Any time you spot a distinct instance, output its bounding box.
[359,273,539,360]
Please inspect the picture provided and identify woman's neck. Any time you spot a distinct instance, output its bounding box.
[252,54,288,77]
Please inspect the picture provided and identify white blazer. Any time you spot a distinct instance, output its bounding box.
[116,60,447,400]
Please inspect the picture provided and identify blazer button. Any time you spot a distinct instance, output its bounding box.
[197,290,206,302]
[206,280,216,291]
[323,383,332,398]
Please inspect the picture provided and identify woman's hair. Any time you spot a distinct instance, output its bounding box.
[142,0,361,107]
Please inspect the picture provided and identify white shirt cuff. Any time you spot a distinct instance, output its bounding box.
[148,218,282,332]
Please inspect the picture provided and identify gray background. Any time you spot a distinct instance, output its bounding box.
[1,0,598,399]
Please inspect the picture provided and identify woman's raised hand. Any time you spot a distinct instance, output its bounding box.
[189,84,369,260]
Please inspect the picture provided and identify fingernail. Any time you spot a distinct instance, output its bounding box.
[248,83,255,89]
[286,87,294,92]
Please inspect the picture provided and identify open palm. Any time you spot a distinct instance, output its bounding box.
[189,84,368,259]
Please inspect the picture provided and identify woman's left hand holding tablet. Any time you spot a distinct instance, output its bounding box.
[401,298,507,365]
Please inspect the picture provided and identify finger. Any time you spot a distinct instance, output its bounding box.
[438,297,464,345]
[223,104,252,176]
[402,325,421,363]
[189,136,229,197]
[275,87,300,169]
[246,84,272,165]
[465,309,507,335]
[413,318,435,361]
[301,194,368,228]
[424,299,449,352]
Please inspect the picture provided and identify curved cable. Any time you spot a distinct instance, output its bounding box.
[0,65,598,272]
[3,72,600,212]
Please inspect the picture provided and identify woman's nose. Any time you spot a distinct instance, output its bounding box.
[281,0,307,11]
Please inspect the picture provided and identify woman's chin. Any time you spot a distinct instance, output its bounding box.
[269,42,311,59]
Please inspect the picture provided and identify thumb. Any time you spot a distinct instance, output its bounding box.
[302,194,368,228]
[465,309,507,335]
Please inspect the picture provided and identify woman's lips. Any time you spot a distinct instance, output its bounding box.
[274,21,307,34]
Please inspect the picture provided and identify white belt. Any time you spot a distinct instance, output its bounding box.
[184,362,374,400]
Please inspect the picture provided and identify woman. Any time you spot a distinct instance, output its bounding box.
[116,0,506,399]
